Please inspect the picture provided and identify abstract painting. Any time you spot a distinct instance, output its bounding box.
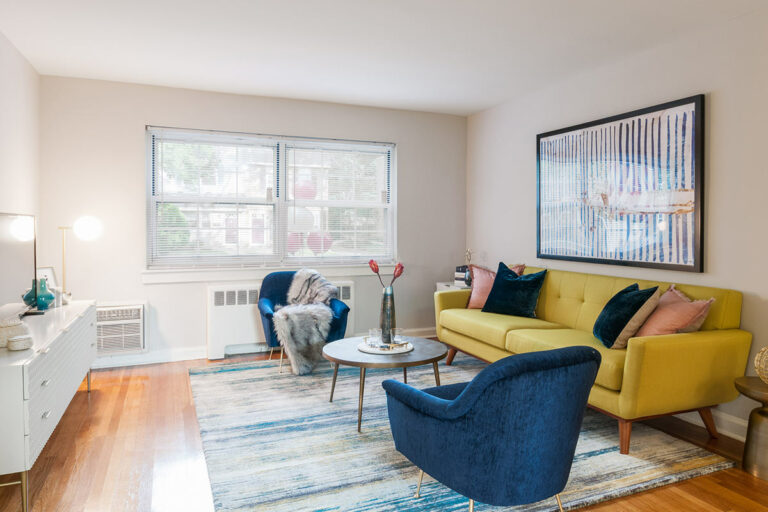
[537,95,704,272]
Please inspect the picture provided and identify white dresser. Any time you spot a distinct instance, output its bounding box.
[0,301,96,512]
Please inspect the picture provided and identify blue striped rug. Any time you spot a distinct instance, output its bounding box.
[189,354,733,511]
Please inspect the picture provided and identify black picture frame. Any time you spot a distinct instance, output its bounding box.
[536,95,704,272]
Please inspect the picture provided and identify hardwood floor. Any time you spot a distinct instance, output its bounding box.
[1,355,767,512]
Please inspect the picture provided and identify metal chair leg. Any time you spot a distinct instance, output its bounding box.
[279,347,284,373]
[269,347,274,360]
[414,469,424,498]
[556,493,564,511]
[469,498,474,512]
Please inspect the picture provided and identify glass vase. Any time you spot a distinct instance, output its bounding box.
[379,286,396,344]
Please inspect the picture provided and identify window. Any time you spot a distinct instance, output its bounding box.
[147,127,395,268]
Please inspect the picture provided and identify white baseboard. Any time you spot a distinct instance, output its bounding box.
[675,409,748,442]
[92,327,439,370]
[91,346,207,369]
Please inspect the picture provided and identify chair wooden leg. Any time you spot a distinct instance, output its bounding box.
[619,419,632,455]
[414,469,423,498]
[269,347,274,360]
[555,493,564,511]
[468,498,474,512]
[699,407,719,438]
[279,347,284,373]
[445,348,457,366]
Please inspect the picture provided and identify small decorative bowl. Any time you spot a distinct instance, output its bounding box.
[756,347,768,385]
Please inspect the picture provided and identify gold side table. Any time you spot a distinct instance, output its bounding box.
[734,376,768,480]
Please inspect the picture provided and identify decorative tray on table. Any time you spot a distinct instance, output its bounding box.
[357,340,414,355]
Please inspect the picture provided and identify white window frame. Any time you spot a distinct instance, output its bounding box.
[146,126,397,269]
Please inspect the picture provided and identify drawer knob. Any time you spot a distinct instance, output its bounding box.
[38,347,51,355]
[41,379,51,387]
[41,411,51,419]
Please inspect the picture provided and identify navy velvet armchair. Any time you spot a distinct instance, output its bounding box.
[257,271,350,370]
[382,346,600,511]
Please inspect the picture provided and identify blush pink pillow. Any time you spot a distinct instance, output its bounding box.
[467,263,525,309]
[635,284,714,337]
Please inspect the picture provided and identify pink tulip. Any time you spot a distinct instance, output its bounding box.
[390,262,404,286]
[369,259,379,274]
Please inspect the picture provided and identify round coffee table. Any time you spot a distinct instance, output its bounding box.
[322,336,448,432]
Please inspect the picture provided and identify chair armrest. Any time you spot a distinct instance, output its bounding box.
[258,298,275,319]
[619,329,752,418]
[382,380,473,420]
[329,298,350,319]
[434,289,471,338]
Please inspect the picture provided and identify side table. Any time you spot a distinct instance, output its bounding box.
[734,376,768,480]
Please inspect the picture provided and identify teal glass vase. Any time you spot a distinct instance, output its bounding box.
[22,279,37,306]
[379,286,396,343]
[36,278,55,311]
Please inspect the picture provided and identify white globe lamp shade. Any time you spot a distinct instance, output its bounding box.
[73,216,103,241]
[9,216,34,242]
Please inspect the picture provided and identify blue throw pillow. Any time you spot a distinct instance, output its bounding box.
[594,284,660,349]
[481,264,547,318]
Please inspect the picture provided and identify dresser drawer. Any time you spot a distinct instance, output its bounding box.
[25,307,96,400]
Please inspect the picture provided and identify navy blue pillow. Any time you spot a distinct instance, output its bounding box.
[481,264,547,318]
[593,284,659,349]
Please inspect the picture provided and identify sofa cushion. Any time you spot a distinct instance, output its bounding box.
[482,265,547,318]
[440,309,562,349]
[505,329,626,391]
[593,284,660,349]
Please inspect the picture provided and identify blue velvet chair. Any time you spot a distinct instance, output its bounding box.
[257,271,350,371]
[382,346,600,511]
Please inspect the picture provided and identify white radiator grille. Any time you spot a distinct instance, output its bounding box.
[96,304,145,355]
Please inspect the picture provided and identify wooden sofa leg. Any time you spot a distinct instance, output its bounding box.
[445,348,457,366]
[619,419,632,454]
[699,407,719,439]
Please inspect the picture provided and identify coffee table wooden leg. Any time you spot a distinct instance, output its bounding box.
[357,367,366,432]
[403,367,407,384]
[329,363,339,402]
[433,361,441,386]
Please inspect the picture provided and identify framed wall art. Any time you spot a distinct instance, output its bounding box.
[537,95,704,272]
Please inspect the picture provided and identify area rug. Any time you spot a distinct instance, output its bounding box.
[189,354,733,511]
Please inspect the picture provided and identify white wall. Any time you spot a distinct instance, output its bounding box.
[38,77,466,362]
[467,11,768,438]
[0,32,38,215]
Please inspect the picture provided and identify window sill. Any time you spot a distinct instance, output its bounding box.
[141,264,396,285]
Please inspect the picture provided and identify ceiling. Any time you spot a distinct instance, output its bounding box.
[0,0,764,115]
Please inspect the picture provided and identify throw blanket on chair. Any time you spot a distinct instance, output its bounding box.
[273,269,339,375]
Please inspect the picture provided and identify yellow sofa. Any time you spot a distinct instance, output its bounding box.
[435,267,752,454]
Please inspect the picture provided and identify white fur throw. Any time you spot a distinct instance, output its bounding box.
[274,269,339,375]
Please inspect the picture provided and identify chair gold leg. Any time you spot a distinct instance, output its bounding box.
[556,493,564,512]
[279,347,284,373]
[469,498,474,512]
[414,469,424,498]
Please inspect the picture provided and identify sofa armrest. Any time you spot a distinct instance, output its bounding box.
[434,289,471,338]
[619,329,752,419]
[382,379,473,420]
[258,298,275,319]
[329,298,350,319]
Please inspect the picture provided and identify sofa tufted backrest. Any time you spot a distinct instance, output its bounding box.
[524,267,742,332]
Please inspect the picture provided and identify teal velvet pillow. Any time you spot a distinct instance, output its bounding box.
[594,284,660,349]
[481,264,547,318]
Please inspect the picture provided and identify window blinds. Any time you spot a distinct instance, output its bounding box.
[147,127,395,269]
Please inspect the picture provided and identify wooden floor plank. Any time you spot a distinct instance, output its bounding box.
[1,355,766,511]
